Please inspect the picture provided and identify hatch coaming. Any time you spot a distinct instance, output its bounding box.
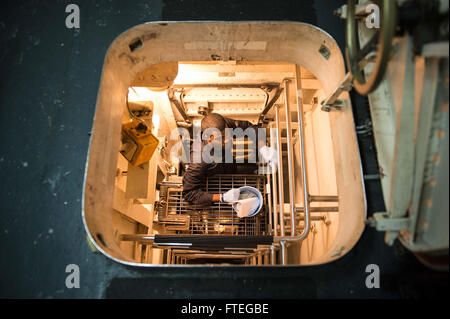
[83,21,366,266]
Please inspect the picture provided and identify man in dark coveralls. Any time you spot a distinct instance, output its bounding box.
[182,113,275,206]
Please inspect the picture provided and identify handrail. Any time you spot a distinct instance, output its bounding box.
[273,73,311,243]
[309,195,339,202]
[119,234,155,243]
[266,162,273,234]
[283,78,297,236]
[269,127,279,236]
[275,104,285,236]
[280,240,287,265]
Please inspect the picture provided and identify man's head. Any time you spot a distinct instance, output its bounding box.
[201,113,228,146]
[201,113,227,132]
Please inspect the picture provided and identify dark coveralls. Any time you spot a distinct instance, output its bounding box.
[182,117,261,205]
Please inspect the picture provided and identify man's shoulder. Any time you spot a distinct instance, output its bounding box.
[185,160,218,172]
[223,116,238,128]
[223,116,255,129]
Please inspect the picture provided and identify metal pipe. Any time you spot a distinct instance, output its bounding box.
[155,243,193,247]
[258,85,284,123]
[283,79,296,236]
[261,88,270,114]
[284,215,326,222]
[266,163,273,234]
[296,80,310,241]
[273,84,311,243]
[119,234,155,244]
[275,105,285,236]
[295,206,339,213]
[309,195,339,202]
[280,241,287,265]
[168,89,189,122]
[270,127,279,237]
[264,250,270,265]
[270,245,275,265]
[179,90,188,118]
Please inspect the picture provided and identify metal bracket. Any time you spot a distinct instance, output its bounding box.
[320,72,353,112]
[334,2,375,20]
[366,212,410,232]
[321,99,346,112]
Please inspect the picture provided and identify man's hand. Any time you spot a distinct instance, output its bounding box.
[220,188,240,203]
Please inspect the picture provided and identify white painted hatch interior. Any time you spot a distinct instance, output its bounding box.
[83,22,366,266]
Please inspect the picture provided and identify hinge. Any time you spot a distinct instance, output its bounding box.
[366,212,410,232]
[320,72,353,112]
[321,99,346,112]
[366,212,411,246]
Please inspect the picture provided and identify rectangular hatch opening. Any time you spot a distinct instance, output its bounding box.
[111,61,340,265]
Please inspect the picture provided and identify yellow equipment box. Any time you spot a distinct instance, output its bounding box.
[120,120,159,167]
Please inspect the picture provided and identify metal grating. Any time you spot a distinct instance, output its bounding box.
[160,174,268,236]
